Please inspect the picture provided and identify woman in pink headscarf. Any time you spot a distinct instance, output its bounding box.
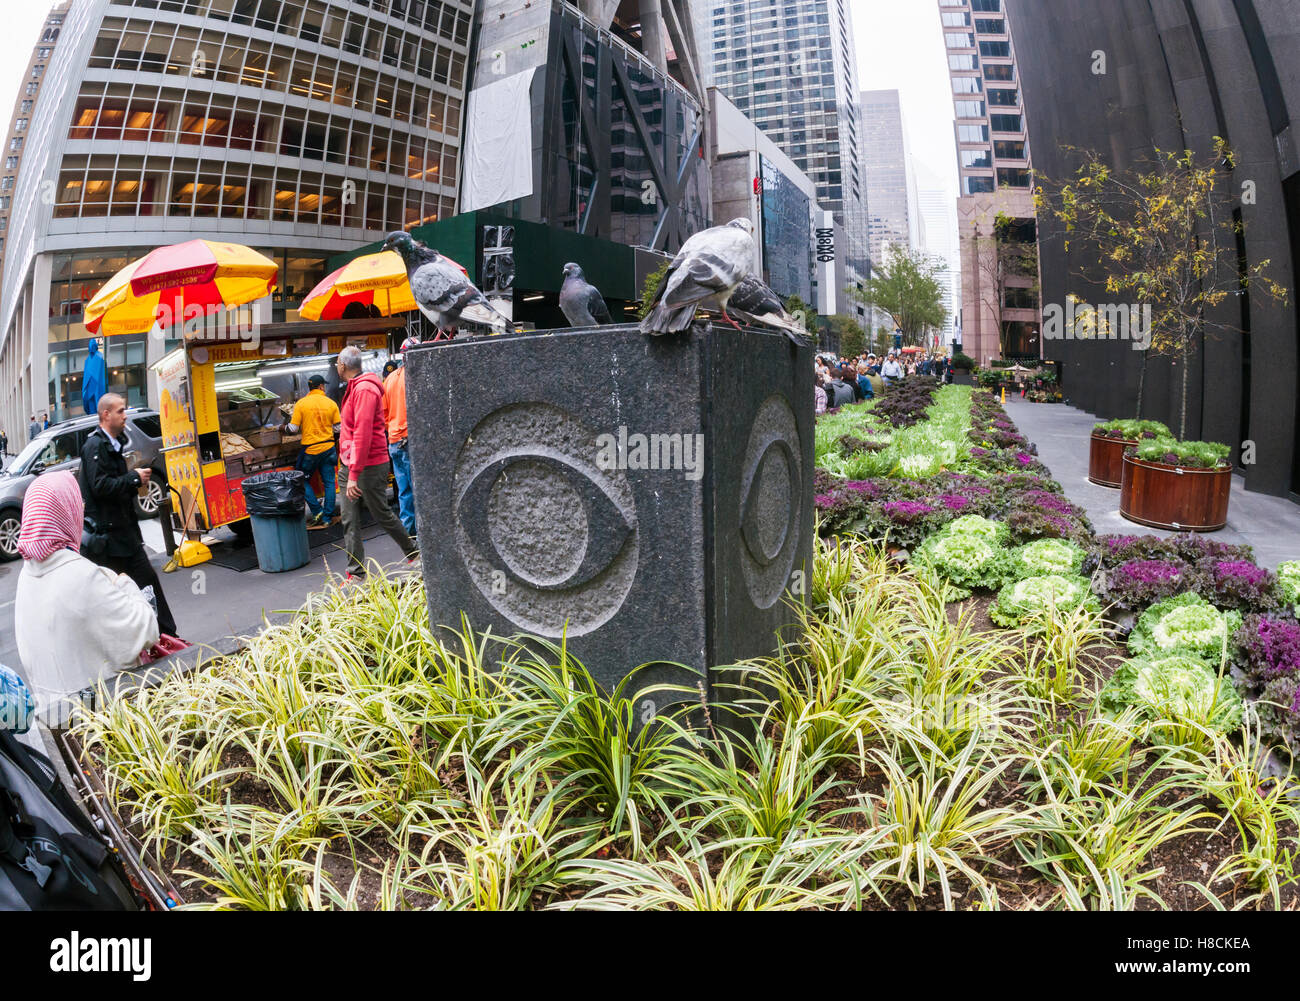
[13,470,158,728]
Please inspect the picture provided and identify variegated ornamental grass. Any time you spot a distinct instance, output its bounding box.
[76,540,1300,911]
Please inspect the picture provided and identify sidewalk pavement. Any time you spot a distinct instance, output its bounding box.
[1004,396,1300,570]
[0,518,417,680]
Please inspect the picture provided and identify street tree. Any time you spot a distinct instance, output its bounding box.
[1036,140,1288,436]
[850,247,948,347]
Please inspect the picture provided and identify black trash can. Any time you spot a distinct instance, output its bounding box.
[240,470,310,572]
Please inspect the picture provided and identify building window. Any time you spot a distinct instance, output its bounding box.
[984,64,1015,81]
[964,176,995,195]
[952,76,982,94]
[994,140,1027,160]
[945,33,974,49]
[941,12,970,27]
[9,138,22,152]
[962,149,992,169]
[31,64,44,78]
[20,101,32,114]
[972,0,1002,10]
[949,54,977,70]
[998,167,1032,188]
[958,125,989,143]
[955,101,986,119]
[975,19,1006,34]
[25,83,37,96]
[5,157,16,169]
[988,88,1019,106]
[0,197,10,210]
[15,119,27,132]
[979,41,1010,58]
[38,47,51,58]
[990,114,1023,133]
[1,177,13,191]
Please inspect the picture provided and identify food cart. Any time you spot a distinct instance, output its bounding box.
[152,316,407,554]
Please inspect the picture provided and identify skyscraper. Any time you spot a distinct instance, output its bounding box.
[710,0,870,315]
[860,89,913,264]
[916,171,961,348]
[939,0,1039,364]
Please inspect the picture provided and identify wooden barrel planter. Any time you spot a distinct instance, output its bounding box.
[1119,453,1232,532]
[1088,434,1135,488]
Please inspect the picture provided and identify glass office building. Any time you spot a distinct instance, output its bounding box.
[1,0,473,431]
[709,0,870,290]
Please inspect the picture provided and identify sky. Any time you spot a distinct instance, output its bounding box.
[851,0,959,201]
[0,5,55,133]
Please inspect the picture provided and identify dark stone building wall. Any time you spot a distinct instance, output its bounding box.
[1007,0,1300,497]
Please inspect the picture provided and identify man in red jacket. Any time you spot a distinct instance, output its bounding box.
[336,345,417,580]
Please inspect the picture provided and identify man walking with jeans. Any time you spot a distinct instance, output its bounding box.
[287,374,341,529]
[337,346,417,580]
[383,338,417,537]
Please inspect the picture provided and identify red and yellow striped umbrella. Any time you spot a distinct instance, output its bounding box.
[299,250,469,321]
[85,240,278,336]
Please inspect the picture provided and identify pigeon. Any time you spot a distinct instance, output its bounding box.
[728,276,811,346]
[558,262,613,327]
[639,218,757,335]
[382,230,509,336]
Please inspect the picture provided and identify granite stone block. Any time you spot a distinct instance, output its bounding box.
[404,321,813,714]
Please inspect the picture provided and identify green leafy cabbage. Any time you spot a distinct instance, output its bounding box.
[990,573,1097,629]
[1126,592,1242,666]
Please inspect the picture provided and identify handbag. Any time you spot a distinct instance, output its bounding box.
[81,516,110,558]
[138,635,191,666]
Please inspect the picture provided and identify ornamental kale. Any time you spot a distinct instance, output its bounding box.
[1235,616,1300,749]
[1006,538,1086,582]
[1206,560,1280,613]
[916,524,1010,600]
[1276,560,1300,615]
[1092,418,1172,441]
[1127,592,1242,667]
[1099,654,1243,736]
[1133,438,1231,470]
[1100,559,1188,611]
[990,574,1098,629]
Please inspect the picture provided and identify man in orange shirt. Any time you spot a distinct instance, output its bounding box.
[382,338,417,537]
[287,374,342,529]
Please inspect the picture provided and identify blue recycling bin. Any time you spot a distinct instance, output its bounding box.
[241,471,310,573]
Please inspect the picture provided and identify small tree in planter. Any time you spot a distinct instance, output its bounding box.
[1036,140,1288,435]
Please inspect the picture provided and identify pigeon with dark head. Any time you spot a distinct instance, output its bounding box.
[382,230,508,336]
[728,275,811,346]
[558,262,613,327]
[639,218,756,335]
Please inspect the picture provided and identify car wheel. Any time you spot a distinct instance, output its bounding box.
[134,475,165,519]
[0,509,21,562]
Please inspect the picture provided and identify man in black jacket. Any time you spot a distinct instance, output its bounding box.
[79,394,178,636]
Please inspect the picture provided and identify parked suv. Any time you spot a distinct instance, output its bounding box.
[0,409,165,561]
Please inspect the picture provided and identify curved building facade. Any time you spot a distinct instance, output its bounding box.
[1,0,473,430]
[1007,0,1300,498]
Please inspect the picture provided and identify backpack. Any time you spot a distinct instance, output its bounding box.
[0,730,140,911]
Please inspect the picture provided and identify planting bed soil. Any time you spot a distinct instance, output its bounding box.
[1120,454,1232,531]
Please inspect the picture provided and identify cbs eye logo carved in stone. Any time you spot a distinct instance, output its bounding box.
[453,402,639,638]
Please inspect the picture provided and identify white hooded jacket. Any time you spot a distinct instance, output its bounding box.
[14,548,159,727]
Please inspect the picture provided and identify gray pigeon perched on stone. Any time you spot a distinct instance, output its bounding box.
[382,230,508,336]
[728,275,811,346]
[558,262,612,327]
[640,218,756,335]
